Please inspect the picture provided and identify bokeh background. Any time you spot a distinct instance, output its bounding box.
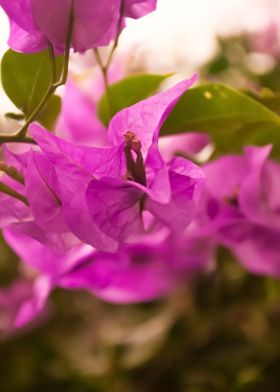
[2,0,280,390]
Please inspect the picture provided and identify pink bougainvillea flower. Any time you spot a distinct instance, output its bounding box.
[60,234,214,303]
[0,145,80,253]
[3,224,213,327]
[0,0,157,53]
[57,62,207,162]
[198,145,280,277]
[0,278,39,333]
[2,227,94,328]
[0,270,54,332]
[30,74,205,250]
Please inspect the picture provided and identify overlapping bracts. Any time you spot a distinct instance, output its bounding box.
[1,0,280,344]
[0,76,211,327]
[0,0,157,53]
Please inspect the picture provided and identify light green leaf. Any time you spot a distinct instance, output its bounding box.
[161,83,280,156]
[1,49,63,120]
[97,74,170,126]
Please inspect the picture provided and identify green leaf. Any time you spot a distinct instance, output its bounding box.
[161,83,280,156]
[97,74,170,126]
[36,95,62,130]
[246,88,280,115]
[1,49,63,118]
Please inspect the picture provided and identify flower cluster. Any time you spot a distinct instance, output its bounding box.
[0,0,279,333]
[0,70,210,327]
[199,145,280,277]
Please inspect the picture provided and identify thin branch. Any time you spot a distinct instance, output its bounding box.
[0,133,35,144]
[0,163,25,185]
[93,0,125,117]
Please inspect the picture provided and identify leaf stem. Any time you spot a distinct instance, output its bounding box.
[0,133,36,144]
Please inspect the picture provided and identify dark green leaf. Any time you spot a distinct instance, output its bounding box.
[36,95,62,130]
[97,74,170,126]
[161,83,280,156]
[1,49,63,118]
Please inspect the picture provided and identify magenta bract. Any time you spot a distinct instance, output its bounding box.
[29,75,205,250]
[199,145,280,277]
[0,0,157,53]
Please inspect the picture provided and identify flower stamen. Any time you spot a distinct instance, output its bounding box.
[124,131,147,187]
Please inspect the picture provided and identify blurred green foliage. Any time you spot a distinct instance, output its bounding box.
[2,234,280,391]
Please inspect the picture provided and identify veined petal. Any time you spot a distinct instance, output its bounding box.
[108,75,198,159]
[55,164,119,251]
[86,177,144,242]
[30,125,124,251]
[147,157,206,232]
[30,124,124,177]
[25,151,66,232]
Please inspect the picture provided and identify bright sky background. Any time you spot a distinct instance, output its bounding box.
[120,0,280,73]
[0,0,279,114]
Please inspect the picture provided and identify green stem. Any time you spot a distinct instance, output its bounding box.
[93,0,124,118]
[0,163,25,185]
[93,48,112,118]
[0,182,29,206]
[0,134,35,144]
